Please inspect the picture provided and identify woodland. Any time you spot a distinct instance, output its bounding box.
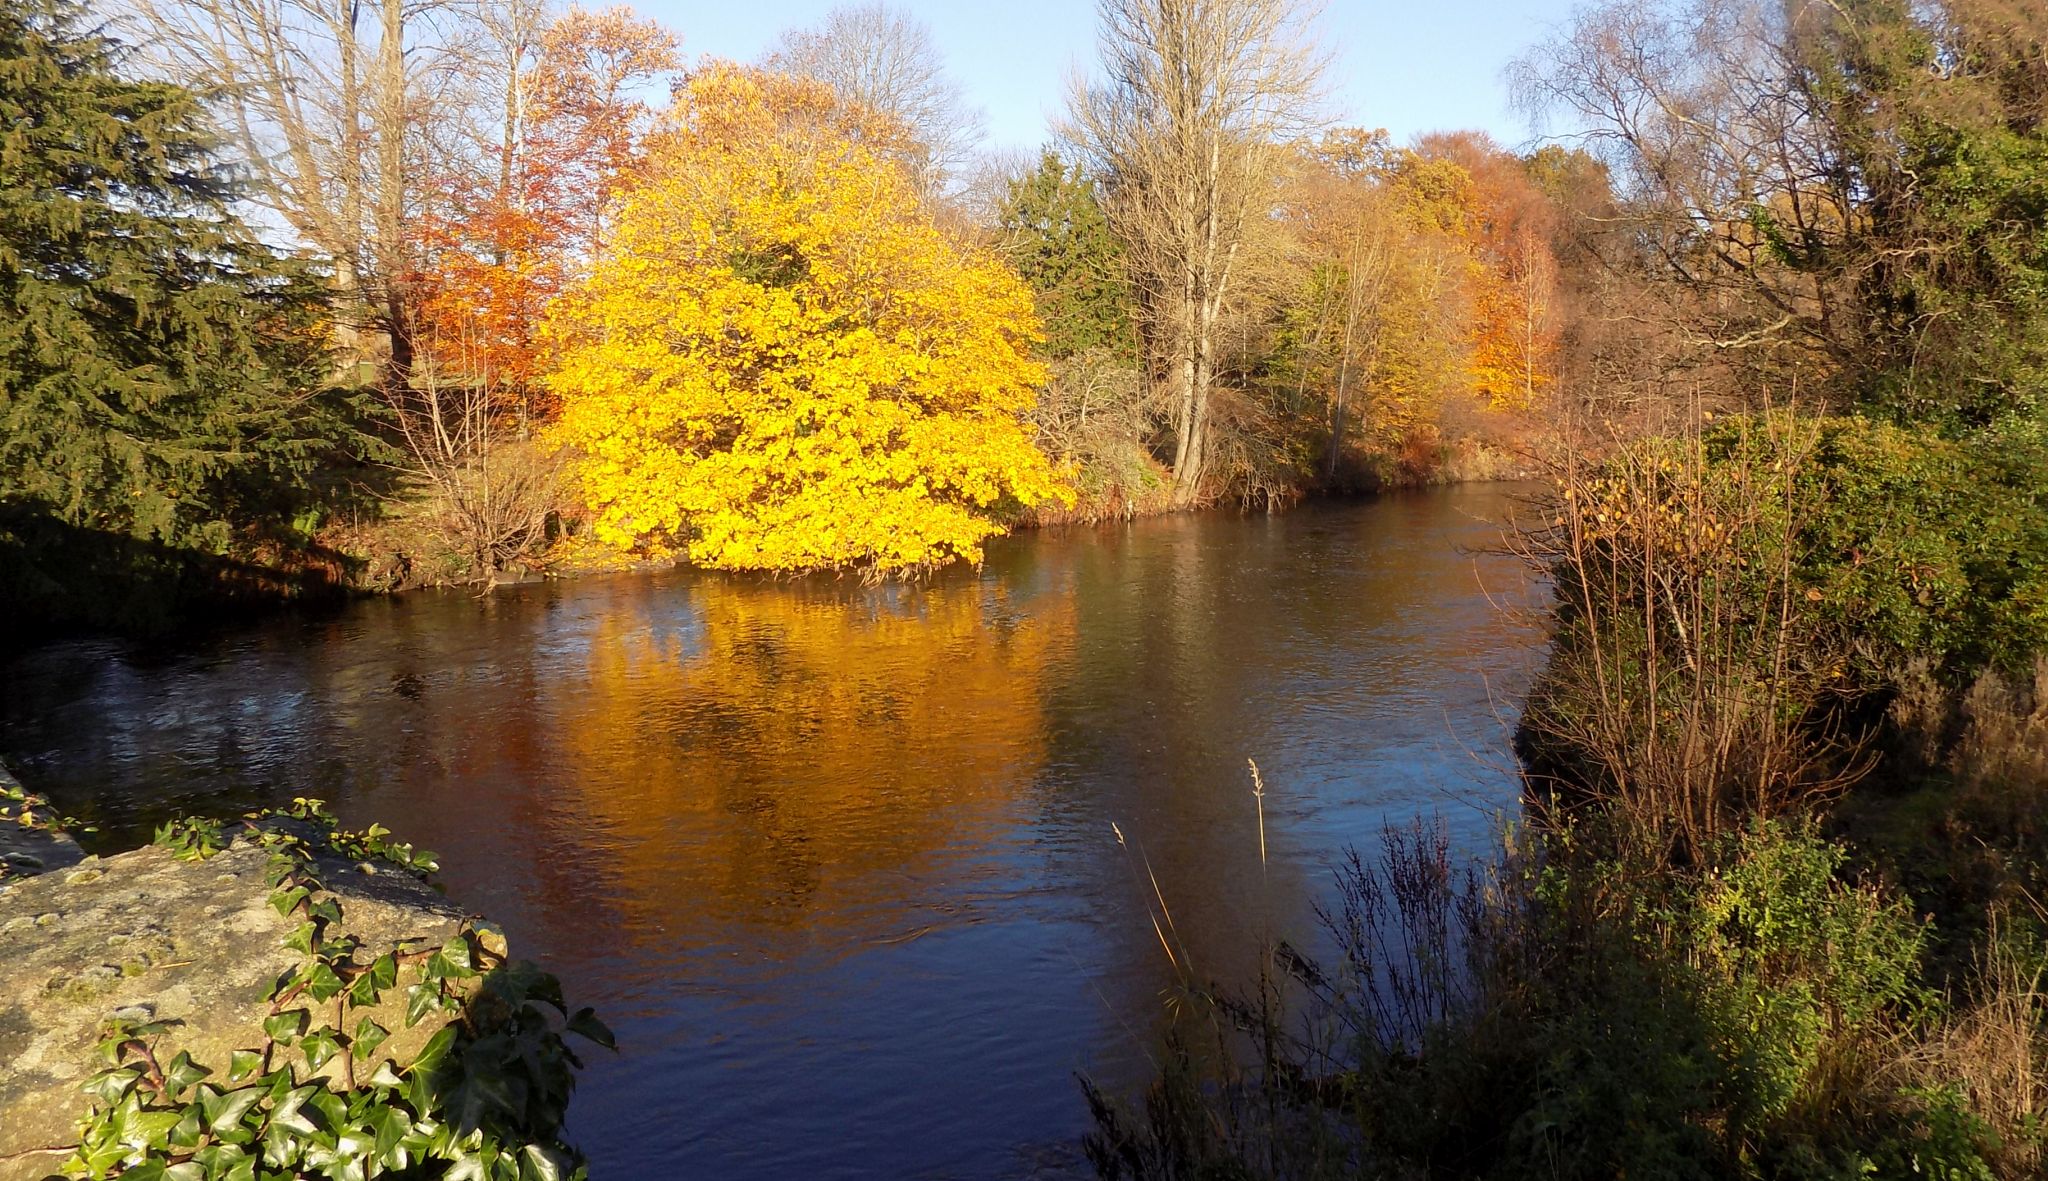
[0,0,1576,617]
[4,0,2048,1177]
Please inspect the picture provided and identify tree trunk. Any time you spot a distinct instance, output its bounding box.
[376,0,410,391]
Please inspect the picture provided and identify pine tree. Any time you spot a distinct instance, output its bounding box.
[996,152,1136,362]
[0,0,361,560]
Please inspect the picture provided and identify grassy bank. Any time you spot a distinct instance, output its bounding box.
[1084,410,2048,1180]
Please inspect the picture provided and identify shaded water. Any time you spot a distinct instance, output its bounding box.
[0,485,1545,1180]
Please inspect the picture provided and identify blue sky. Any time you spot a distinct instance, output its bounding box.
[632,0,1587,155]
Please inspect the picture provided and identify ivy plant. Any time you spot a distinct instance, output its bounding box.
[61,799,613,1181]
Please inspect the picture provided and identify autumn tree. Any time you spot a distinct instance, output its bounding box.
[1066,0,1326,505]
[1418,132,1560,413]
[389,7,679,577]
[410,6,679,406]
[1281,129,1402,476]
[1513,0,2048,425]
[543,65,1070,575]
[119,0,462,381]
[765,2,984,197]
[524,6,681,262]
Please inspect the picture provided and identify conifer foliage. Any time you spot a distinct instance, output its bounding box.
[0,0,355,558]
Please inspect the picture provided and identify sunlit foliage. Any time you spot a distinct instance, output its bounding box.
[543,64,1070,575]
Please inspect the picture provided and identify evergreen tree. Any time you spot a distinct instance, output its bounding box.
[996,152,1136,362]
[0,0,361,560]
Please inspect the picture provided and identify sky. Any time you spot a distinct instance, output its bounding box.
[632,0,1589,157]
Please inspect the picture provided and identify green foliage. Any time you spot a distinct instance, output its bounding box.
[62,802,612,1180]
[1741,416,2048,680]
[1797,0,2048,428]
[0,0,377,632]
[1877,1086,1999,1181]
[153,816,229,862]
[1,772,95,877]
[1685,821,1930,1134]
[996,151,1135,362]
[1085,821,1988,1181]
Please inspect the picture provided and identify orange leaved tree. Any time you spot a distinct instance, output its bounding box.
[542,64,1070,576]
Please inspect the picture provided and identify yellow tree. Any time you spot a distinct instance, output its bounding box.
[543,64,1070,574]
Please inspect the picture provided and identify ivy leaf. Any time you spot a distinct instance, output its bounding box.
[82,1067,142,1105]
[404,982,444,1029]
[365,1106,412,1163]
[353,1017,390,1061]
[438,935,474,975]
[168,1105,205,1149]
[228,1049,264,1082]
[162,1050,209,1097]
[364,1060,405,1089]
[206,1087,266,1138]
[121,1108,183,1150]
[308,897,343,925]
[408,1024,459,1075]
[192,1146,250,1170]
[269,1085,321,1136]
[264,1009,306,1044]
[284,921,319,955]
[300,1026,342,1072]
[305,961,347,1003]
[566,1008,616,1051]
[521,1143,570,1181]
[270,885,310,917]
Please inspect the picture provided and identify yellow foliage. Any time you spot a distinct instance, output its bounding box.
[542,63,1070,575]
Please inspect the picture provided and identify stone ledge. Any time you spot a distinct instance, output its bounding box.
[0,834,479,1181]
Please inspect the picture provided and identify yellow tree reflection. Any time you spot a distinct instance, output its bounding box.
[551,572,1075,944]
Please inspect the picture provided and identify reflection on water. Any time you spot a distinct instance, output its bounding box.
[0,485,1545,1180]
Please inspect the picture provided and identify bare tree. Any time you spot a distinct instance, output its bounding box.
[1286,132,1401,478]
[1509,0,1866,399]
[765,2,986,196]
[1064,0,1326,505]
[113,0,490,382]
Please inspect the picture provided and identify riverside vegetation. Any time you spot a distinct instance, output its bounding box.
[3,782,615,1181]
[0,0,1569,631]
[1078,2,2048,1179]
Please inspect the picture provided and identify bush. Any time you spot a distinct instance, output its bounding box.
[1083,819,1995,1181]
[1517,411,2048,865]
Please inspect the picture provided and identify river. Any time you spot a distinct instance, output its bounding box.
[0,484,1546,1180]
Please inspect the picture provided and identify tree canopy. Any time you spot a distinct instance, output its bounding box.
[542,65,1070,575]
[0,0,354,554]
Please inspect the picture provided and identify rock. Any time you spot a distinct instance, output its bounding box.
[0,762,85,883]
[0,836,481,1181]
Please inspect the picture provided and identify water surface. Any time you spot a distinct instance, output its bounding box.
[0,485,1544,1180]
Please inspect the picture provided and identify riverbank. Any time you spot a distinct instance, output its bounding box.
[1081,411,2048,1181]
[0,778,610,1181]
[1,435,1541,650]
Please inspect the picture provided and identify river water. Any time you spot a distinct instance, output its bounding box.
[0,485,1546,1180]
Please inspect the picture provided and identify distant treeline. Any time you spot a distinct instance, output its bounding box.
[3,0,1613,631]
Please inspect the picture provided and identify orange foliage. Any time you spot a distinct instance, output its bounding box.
[526,7,681,259]
[410,7,678,419]
[1416,131,1561,411]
